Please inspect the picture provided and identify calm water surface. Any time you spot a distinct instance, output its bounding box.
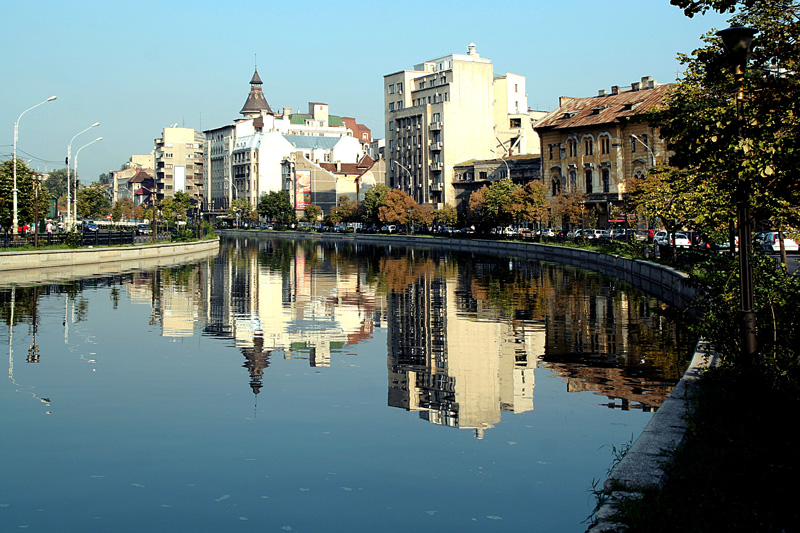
[1,237,693,532]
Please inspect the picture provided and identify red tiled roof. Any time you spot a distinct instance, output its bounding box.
[535,84,673,132]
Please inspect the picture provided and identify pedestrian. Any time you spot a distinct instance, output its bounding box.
[46,221,53,234]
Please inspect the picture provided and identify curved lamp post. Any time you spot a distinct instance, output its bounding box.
[66,122,100,229]
[72,137,102,225]
[630,134,656,168]
[717,23,758,363]
[391,159,413,194]
[12,96,57,235]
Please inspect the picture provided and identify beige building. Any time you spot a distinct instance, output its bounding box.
[154,127,205,205]
[534,77,672,228]
[384,43,542,211]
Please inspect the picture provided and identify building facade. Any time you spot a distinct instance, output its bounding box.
[153,127,205,205]
[203,69,373,219]
[384,43,541,211]
[534,77,671,228]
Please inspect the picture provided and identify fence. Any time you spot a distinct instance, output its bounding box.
[1,231,141,249]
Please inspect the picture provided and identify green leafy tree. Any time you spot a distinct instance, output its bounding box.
[409,204,435,231]
[550,192,585,231]
[649,1,800,238]
[257,190,296,225]
[303,204,322,223]
[515,181,549,227]
[434,203,458,227]
[76,184,111,219]
[0,159,35,229]
[363,184,390,224]
[44,168,71,201]
[231,197,255,225]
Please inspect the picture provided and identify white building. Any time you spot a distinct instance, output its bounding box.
[384,43,542,211]
[203,69,372,218]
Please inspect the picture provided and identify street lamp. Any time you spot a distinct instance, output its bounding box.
[489,148,510,179]
[72,137,102,225]
[12,96,57,235]
[630,134,656,167]
[66,122,100,229]
[391,159,413,194]
[717,23,758,363]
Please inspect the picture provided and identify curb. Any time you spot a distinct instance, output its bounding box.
[586,339,719,532]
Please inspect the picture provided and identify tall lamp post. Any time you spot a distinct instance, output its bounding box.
[12,96,57,235]
[66,122,100,229]
[630,134,656,167]
[72,137,103,225]
[717,23,758,363]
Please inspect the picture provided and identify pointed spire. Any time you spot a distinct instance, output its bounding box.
[240,66,271,116]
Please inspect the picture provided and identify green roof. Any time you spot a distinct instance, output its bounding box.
[289,114,345,127]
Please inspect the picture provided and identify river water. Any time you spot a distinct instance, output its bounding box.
[1,236,693,532]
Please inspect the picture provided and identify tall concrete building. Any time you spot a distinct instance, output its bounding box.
[384,43,541,210]
[153,127,205,205]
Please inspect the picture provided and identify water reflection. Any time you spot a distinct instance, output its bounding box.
[3,237,691,433]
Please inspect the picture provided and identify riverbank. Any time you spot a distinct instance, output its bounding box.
[0,238,219,285]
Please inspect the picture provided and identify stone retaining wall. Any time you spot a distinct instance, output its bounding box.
[220,230,695,307]
[0,239,220,285]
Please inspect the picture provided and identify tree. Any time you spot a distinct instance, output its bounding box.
[409,204,435,231]
[434,203,458,227]
[363,184,390,225]
[112,198,135,222]
[649,1,800,236]
[303,204,322,223]
[231,197,256,225]
[514,181,549,227]
[257,190,296,225]
[551,192,585,231]
[43,168,71,201]
[378,189,417,226]
[0,159,34,229]
[328,195,357,224]
[76,184,111,219]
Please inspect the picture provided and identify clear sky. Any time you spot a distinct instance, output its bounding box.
[0,0,730,184]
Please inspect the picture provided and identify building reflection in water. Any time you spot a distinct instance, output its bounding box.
[1,237,690,433]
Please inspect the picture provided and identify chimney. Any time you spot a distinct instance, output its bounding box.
[611,86,619,95]
[631,82,640,91]
[641,76,654,89]
[283,107,291,116]
[598,89,607,97]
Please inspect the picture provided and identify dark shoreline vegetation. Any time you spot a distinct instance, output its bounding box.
[604,250,800,531]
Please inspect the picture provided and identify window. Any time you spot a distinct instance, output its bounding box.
[568,140,577,157]
[552,177,561,196]
[584,138,593,156]
[631,136,637,152]
[389,84,395,94]
[397,82,403,93]
[549,145,554,159]
[433,112,440,122]
[389,120,394,131]
[569,170,577,191]
[601,136,610,154]
[585,170,593,193]
[510,118,521,128]
[397,101,403,110]
[389,103,394,112]
[419,80,426,89]
[602,168,610,193]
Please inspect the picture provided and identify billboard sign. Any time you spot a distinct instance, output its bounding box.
[296,170,311,209]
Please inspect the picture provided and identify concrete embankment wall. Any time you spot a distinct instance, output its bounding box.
[220,230,695,307]
[0,239,220,285]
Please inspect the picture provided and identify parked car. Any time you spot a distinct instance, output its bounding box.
[654,230,690,248]
[760,232,799,253]
[136,223,152,235]
[84,222,99,232]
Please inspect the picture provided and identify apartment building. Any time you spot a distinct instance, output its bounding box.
[153,127,205,205]
[534,77,671,228]
[384,43,541,211]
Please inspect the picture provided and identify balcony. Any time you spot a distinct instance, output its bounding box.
[430,181,442,191]
[429,122,442,131]
[430,162,443,171]
[430,141,443,151]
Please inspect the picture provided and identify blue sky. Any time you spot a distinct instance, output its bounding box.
[0,0,730,184]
